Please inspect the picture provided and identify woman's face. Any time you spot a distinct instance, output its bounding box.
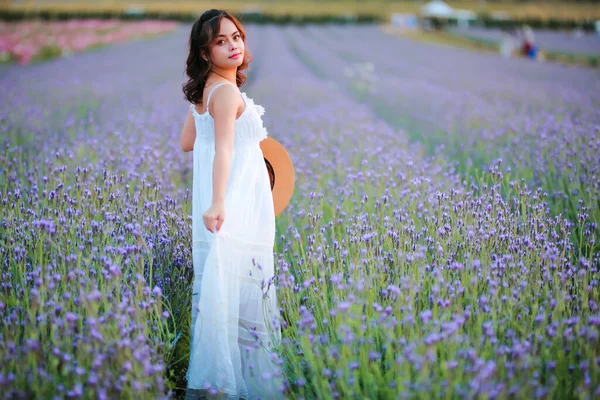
[206,18,245,69]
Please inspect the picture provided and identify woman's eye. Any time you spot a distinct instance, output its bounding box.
[216,35,240,45]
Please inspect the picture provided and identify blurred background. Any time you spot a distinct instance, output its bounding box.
[1,0,599,66]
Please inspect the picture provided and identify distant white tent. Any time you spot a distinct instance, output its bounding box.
[420,0,454,19]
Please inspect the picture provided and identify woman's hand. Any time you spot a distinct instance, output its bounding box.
[203,201,226,234]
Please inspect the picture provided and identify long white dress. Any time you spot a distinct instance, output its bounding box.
[186,82,284,399]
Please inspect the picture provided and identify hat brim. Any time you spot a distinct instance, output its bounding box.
[260,137,295,217]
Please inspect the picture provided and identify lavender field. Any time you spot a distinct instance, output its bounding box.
[1,23,599,399]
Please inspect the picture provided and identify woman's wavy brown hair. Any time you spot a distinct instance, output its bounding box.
[182,9,252,105]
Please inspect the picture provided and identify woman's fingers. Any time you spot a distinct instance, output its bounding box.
[203,215,214,233]
[215,216,224,232]
[203,215,223,233]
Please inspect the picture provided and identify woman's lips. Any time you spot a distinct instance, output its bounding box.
[230,53,241,59]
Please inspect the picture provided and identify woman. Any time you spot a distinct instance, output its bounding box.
[179,9,285,400]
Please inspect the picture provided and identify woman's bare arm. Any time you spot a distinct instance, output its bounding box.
[208,85,241,205]
[180,108,196,152]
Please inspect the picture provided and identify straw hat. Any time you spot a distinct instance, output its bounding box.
[260,137,295,216]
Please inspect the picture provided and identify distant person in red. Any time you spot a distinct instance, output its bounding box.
[521,25,538,59]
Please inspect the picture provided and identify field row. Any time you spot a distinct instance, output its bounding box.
[279,25,600,249]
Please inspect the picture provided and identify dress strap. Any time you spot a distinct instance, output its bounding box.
[206,82,236,114]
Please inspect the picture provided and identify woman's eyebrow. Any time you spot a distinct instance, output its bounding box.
[218,31,239,37]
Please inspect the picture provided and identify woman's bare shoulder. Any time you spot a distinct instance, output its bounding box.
[208,84,242,118]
